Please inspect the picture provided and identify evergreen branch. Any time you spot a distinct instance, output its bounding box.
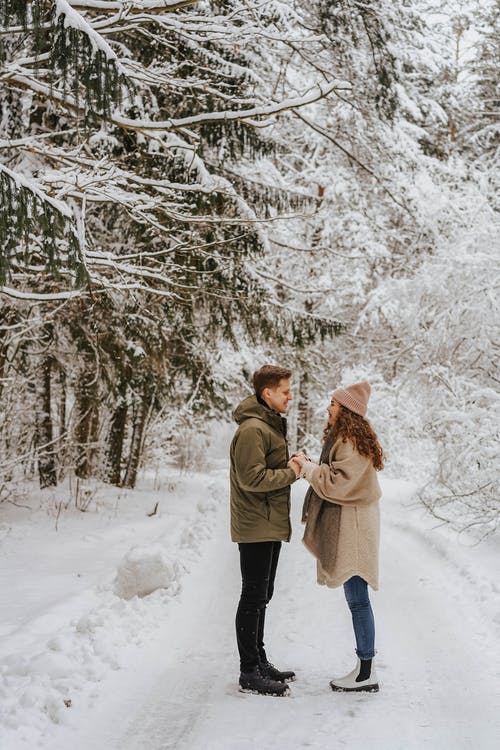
[0,163,88,285]
[17,140,233,197]
[69,0,199,12]
[293,110,413,215]
[83,254,200,291]
[5,69,339,138]
[270,238,364,260]
[0,130,78,148]
[0,22,52,34]
[254,268,336,295]
[114,80,341,130]
[268,297,342,337]
[0,286,83,300]
[54,0,124,70]
[0,162,73,219]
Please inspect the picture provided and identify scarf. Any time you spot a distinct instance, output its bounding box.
[301,432,341,579]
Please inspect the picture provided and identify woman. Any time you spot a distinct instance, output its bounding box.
[289,381,383,692]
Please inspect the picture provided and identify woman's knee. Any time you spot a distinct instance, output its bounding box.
[343,575,370,608]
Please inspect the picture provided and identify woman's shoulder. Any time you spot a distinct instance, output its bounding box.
[331,436,371,467]
[331,435,355,456]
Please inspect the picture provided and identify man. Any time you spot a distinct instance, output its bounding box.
[230,364,300,697]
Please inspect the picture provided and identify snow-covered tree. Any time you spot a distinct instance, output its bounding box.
[0,0,340,487]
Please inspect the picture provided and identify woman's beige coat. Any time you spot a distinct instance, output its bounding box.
[300,437,381,589]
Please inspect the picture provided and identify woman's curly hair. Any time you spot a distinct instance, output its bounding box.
[323,404,384,471]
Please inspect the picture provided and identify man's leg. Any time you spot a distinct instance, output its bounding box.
[257,540,281,664]
[236,541,275,673]
[256,542,295,682]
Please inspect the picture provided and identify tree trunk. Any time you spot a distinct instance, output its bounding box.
[88,406,100,475]
[123,383,154,489]
[56,365,67,478]
[36,355,57,488]
[105,397,128,486]
[73,369,98,479]
[0,305,17,401]
[296,369,311,448]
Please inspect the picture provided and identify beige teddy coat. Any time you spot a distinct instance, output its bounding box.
[300,437,381,590]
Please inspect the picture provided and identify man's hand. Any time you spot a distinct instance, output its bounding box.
[287,458,301,477]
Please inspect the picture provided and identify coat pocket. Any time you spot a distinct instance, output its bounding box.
[264,499,271,520]
[265,491,288,522]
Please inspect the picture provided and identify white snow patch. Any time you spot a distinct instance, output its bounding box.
[113,545,181,600]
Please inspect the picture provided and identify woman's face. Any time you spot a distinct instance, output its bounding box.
[327,397,341,426]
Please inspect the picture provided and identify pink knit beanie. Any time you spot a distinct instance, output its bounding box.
[332,381,371,417]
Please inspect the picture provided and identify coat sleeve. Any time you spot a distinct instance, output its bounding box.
[233,425,296,493]
[300,438,373,505]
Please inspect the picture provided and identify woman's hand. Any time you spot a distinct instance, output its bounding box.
[291,452,309,467]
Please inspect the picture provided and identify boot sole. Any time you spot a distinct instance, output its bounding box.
[330,683,379,693]
[239,686,290,697]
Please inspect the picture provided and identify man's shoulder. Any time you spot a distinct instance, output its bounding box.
[235,416,269,436]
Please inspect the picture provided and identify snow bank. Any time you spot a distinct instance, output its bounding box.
[113,545,181,600]
[0,470,226,749]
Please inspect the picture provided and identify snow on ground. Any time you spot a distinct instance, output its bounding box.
[0,458,226,748]
[1,443,499,750]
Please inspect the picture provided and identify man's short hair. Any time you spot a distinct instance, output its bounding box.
[253,365,292,397]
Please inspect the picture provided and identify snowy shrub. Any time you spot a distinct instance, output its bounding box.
[357,175,499,536]
[418,378,499,537]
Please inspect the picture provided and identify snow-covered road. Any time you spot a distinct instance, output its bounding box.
[2,471,499,750]
[58,478,500,750]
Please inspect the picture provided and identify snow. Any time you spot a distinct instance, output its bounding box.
[55,1,119,63]
[113,545,181,600]
[1,452,499,749]
[0,162,73,218]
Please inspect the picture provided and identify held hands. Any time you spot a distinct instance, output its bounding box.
[287,452,311,478]
[291,452,309,467]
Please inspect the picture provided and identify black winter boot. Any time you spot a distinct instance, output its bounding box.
[239,665,290,696]
[260,661,296,683]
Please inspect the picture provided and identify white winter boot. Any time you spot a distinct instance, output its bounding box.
[329,658,379,692]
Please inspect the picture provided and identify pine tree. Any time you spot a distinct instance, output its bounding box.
[0,0,340,486]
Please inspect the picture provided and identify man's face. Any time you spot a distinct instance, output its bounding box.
[262,378,292,414]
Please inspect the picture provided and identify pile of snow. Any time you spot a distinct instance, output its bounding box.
[113,545,181,600]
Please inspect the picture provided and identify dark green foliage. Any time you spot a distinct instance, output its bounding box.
[315,0,399,119]
[51,16,130,121]
[468,2,500,160]
[0,1,131,118]
[0,0,345,487]
[0,168,87,285]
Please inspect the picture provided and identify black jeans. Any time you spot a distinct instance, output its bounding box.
[235,541,281,673]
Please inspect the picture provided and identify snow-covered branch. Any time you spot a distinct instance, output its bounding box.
[0,286,83,301]
[69,0,199,12]
[0,162,74,220]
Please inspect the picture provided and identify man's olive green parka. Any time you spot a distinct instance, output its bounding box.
[230,395,296,543]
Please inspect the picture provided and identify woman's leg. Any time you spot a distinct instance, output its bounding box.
[343,575,375,660]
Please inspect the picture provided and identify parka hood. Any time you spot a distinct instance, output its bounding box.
[232,394,284,430]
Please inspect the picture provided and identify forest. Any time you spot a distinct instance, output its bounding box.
[0,0,498,535]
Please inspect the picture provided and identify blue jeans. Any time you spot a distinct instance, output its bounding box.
[343,575,376,660]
